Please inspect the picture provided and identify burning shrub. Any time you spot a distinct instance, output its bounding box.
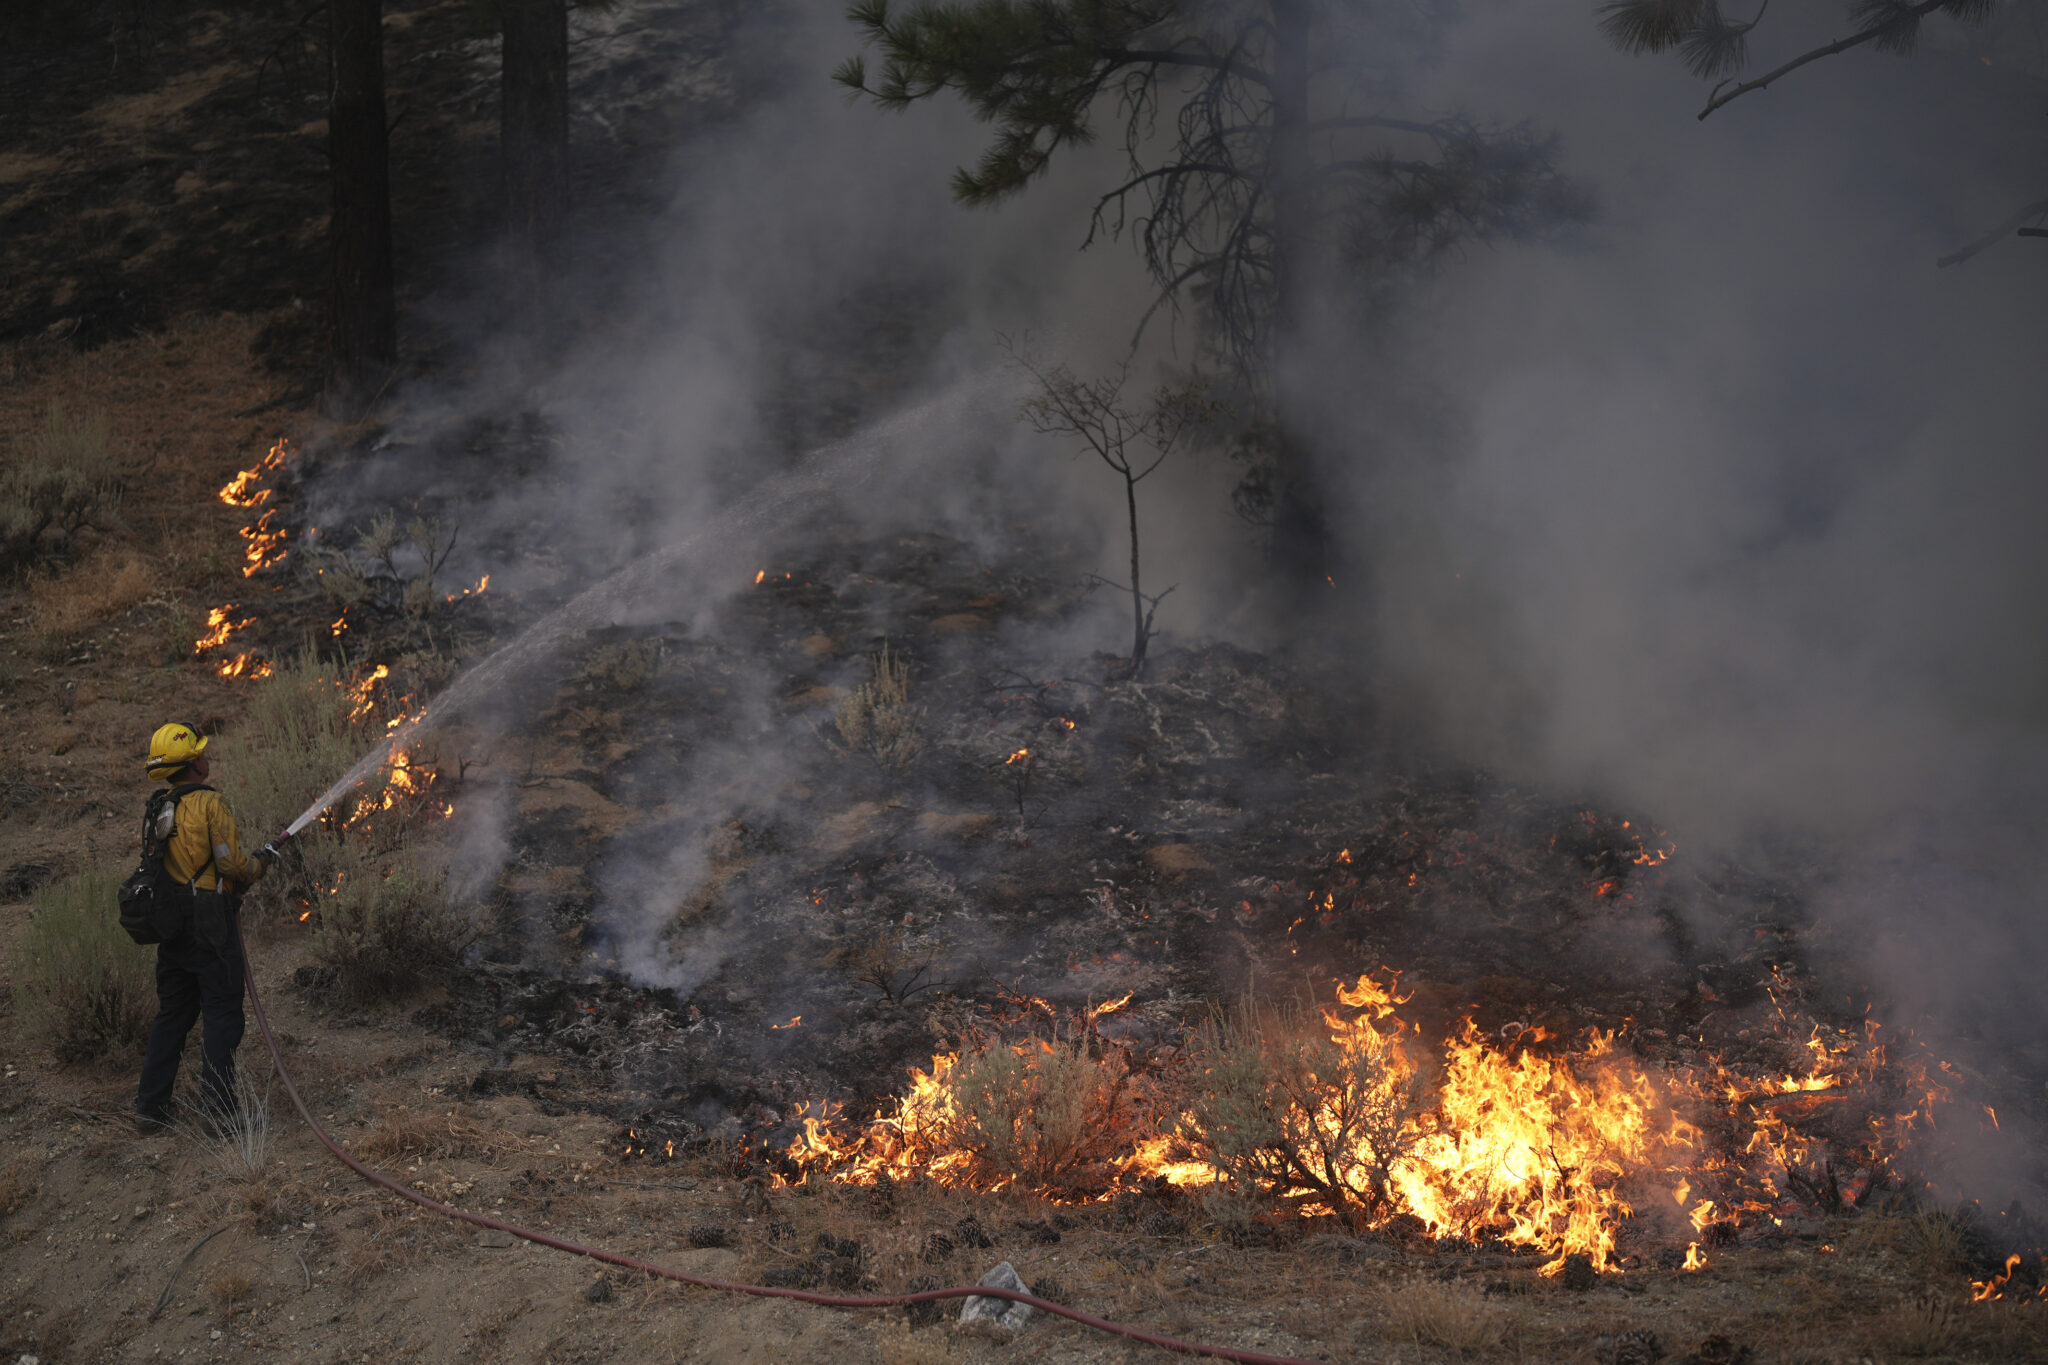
[786,1000,1164,1198]
[0,400,121,578]
[834,641,925,772]
[307,850,470,1003]
[1187,986,1427,1230]
[946,1023,1153,1191]
[14,859,157,1064]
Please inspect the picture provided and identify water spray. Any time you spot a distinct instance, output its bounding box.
[277,384,994,837]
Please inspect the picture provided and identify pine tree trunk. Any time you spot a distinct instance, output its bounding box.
[501,0,569,277]
[1264,0,1331,591]
[328,0,396,392]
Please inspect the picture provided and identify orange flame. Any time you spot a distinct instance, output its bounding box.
[1683,1242,1705,1272]
[194,604,251,653]
[218,438,291,508]
[240,507,287,576]
[1972,1253,2023,1302]
[1005,749,1030,765]
[773,1016,804,1030]
[779,967,1945,1273]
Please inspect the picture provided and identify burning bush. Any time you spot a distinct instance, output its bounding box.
[786,998,1165,1197]
[1187,984,1428,1229]
[783,969,1946,1277]
[14,859,156,1064]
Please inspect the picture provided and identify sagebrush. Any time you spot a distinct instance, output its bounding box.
[1,400,121,577]
[16,859,156,1063]
[835,641,924,771]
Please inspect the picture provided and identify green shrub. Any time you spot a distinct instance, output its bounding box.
[16,859,157,1064]
[1,401,121,577]
[222,648,367,851]
[306,845,469,1004]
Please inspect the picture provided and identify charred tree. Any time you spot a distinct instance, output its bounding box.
[1012,345,1209,678]
[838,0,1583,595]
[328,0,397,394]
[500,0,570,278]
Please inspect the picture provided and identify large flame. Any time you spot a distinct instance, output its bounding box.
[779,969,1947,1273]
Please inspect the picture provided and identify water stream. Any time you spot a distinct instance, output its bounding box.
[283,389,976,836]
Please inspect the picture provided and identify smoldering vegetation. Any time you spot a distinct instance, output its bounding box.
[253,0,2048,1230]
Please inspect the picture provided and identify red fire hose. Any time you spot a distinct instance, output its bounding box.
[237,930,1332,1365]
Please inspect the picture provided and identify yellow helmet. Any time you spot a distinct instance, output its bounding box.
[145,722,208,778]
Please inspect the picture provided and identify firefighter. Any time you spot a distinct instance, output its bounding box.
[135,722,282,1132]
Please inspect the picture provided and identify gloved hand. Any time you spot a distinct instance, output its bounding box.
[256,842,285,868]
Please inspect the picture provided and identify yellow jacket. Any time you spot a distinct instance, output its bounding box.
[162,787,267,893]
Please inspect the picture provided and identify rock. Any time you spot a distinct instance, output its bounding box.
[1143,844,1210,875]
[583,1276,612,1304]
[959,1260,1034,1334]
[687,1223,732,1248]
[1560,1253,1597,1291]
[476,1230,516,1249]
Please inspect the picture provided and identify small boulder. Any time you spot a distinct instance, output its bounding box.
[959,1260,1034,1334]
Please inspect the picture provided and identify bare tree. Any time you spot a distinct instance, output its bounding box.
[1010,342,1213,678]
[839,1,1583,591]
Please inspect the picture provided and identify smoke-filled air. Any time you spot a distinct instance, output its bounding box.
[5,0,2046,1357]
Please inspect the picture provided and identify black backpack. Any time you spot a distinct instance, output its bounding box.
[117,783,215,946]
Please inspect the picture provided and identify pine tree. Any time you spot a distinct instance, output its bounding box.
[837,0,1585,591]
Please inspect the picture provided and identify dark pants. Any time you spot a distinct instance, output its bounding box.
[136,932,245,1121]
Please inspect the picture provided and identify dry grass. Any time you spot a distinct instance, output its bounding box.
[1872,1290,1964,1356]
[355,1105,517,1163]
[835,641,925,771]
[0,1160,37,1218]
[874,1324,965,1364]
[205,1264,253,1320]
[1378,1278,1507,1351]
[22,548,158,646]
